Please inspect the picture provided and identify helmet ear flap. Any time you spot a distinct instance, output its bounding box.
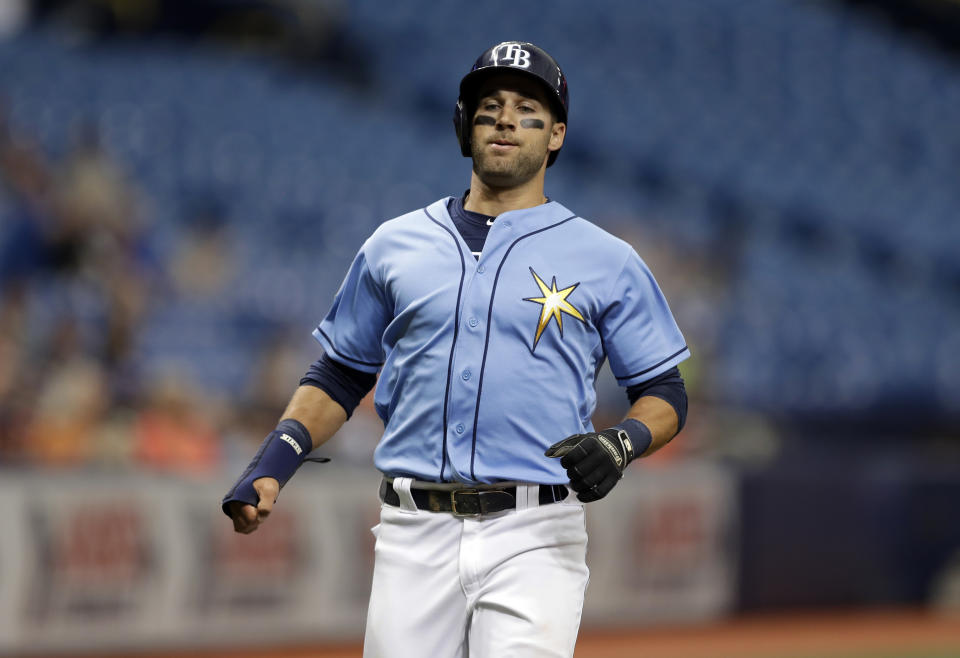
[454,99,472,157]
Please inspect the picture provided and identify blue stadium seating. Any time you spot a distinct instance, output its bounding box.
[0,0,956,417]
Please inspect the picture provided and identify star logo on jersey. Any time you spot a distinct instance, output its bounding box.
[523,267,585,351]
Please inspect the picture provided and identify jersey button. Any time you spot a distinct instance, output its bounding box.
[477,264,485,274]
[455,423,465,434]
[468,317,479,328]
[461,369,471,380]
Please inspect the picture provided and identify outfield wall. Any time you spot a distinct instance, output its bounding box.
[0,463,737,654]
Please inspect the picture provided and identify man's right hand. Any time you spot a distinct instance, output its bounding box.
[227,476,279,534]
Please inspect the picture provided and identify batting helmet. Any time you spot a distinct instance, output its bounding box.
[454,41,569,167]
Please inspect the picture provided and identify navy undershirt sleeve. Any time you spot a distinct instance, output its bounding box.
[300,351,377,418]
[625,366,688,432]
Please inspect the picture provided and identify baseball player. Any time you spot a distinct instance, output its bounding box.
[223,41,689,657]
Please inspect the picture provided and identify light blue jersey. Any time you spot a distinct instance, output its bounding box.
[313,198,689,484]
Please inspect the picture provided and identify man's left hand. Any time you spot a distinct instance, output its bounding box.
[545,429,635,502]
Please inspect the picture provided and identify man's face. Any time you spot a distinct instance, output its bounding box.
[470,73,565,188]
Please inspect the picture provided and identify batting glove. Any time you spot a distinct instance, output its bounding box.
[545,421,651,502]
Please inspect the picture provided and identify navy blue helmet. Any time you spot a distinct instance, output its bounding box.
[454,41,569,167]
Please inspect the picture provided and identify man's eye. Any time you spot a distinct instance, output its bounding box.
[518,106,535,113]
[483,103,500,111]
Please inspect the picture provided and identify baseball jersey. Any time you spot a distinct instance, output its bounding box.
[313,198,689,484]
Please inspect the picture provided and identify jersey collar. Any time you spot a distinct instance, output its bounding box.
[427,197,576,235]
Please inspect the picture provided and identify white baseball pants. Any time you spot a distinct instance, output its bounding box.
[363,481,589,658]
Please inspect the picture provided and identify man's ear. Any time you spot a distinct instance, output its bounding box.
[549,121,566,152]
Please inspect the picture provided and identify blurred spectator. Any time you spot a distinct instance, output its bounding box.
[0,329,30,461]
[0,112,155,467]
[0,108,53,306]
[133,370,222,476]
[230,328,307,448]
[225,325,384,469]
[22,316,110,465]
[225,327,316,471]
[171,198,236,300]
[52,121,142,272]
[0,104,55,461]
[50,121,153,401]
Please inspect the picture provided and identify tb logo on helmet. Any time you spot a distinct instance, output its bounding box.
[491,42,531,68]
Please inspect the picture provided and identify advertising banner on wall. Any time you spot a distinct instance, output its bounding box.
[583,461,738,625]
[0,463,735,653]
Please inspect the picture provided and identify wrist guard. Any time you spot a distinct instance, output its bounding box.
[220,418,328,517]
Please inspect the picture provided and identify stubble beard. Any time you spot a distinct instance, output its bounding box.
[471,139,548,189]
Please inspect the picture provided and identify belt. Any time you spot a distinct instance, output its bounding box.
[379,479,568,517]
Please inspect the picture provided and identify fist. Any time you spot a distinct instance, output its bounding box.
[545,429,634,502]
[227,477,279,534]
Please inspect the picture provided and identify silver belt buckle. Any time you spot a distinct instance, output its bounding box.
[450,489,482,517]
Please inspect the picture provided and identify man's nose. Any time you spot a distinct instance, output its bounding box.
[495,106,517,129]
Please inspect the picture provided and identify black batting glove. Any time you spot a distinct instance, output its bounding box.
[545,425,645,502]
